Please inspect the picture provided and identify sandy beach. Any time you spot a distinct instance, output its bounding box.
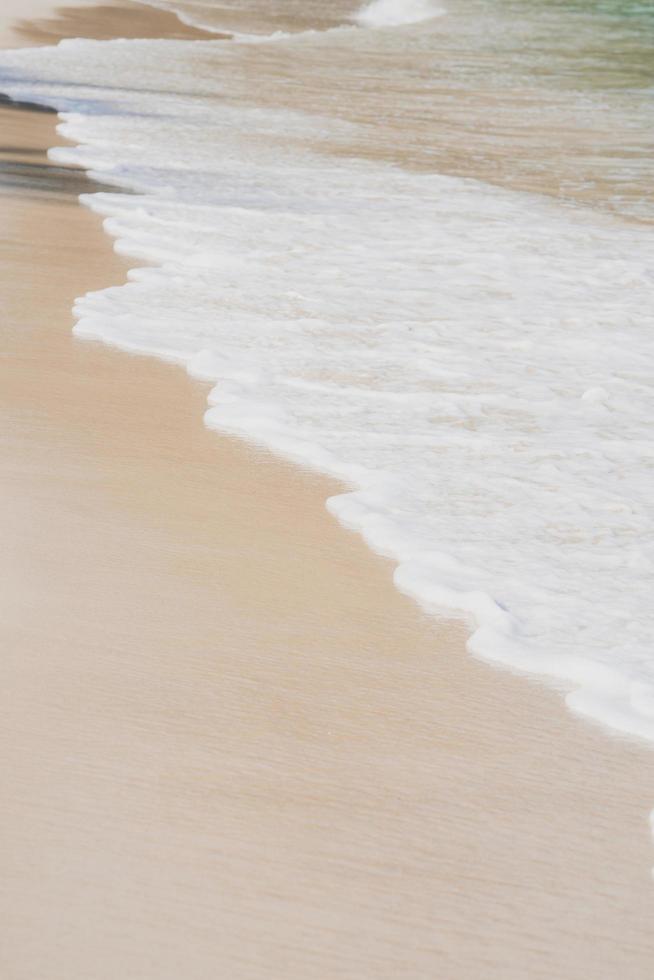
[2,3,654,978]
[0,0,213,47]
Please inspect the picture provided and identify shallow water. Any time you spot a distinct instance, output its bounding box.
[0,0,653,742]
[158,0,654,220]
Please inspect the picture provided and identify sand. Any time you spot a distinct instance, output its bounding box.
[1,4,654,979]
[0,0,214,46]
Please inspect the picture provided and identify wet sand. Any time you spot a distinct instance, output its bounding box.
[1,4,654,978]
[0,0,215,46]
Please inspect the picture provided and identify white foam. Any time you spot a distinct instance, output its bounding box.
[1,35,653,756]
[141,0,444,38]
[354,0,445,27]
[137,0,360,40]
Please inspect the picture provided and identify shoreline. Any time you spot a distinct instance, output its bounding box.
[2,3,654,977]
[0,0,215,47]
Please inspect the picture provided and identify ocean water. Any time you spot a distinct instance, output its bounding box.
[1,1,653,741]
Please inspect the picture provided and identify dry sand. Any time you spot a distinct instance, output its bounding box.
[1,4,654,978]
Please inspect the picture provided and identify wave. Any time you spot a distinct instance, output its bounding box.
[354,0,446,27]
[1,25,653,756]
[139,0,445,40]
[136,0,358,39]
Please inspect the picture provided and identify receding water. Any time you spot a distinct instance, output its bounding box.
[0,0,653,744]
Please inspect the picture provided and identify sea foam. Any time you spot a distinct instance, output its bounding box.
[354,0,445,27]
[1,29,653,749]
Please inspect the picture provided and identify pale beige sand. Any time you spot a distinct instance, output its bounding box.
[2,6,654,979]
